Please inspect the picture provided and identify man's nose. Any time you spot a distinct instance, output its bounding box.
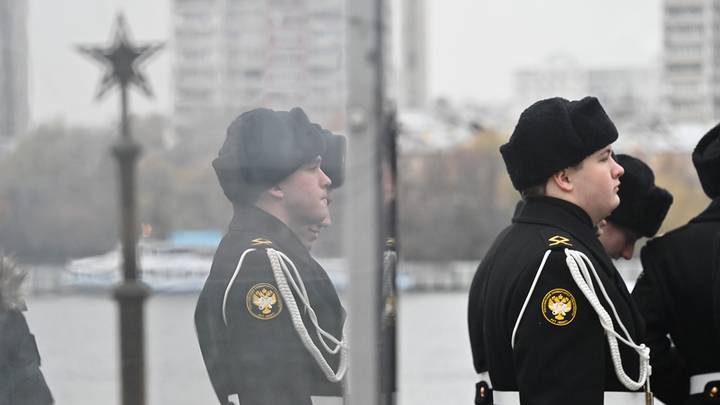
[320,169,332,188]
[612,157,625,178]
[622,244,635,260]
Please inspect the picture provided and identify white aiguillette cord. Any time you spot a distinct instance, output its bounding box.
[222,247,348,382]
[511,248,651,392]
[564,248,651,392]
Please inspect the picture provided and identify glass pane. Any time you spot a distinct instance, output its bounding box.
[10,1,394,404]
[2,0,707,405]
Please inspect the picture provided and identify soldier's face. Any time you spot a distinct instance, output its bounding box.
[278,156,332,246]
[597,221,639,260]
[299,214,332,250]
[567,146,624,224]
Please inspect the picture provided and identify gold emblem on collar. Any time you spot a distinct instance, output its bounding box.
[548,235,572,247]
[541,288,577,326]
[246,283,282,320]
[251,238,273,246]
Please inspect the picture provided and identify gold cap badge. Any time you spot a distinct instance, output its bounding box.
[541,288,577,326]
[246,283,282,320]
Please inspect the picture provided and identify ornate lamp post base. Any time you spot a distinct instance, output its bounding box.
[114,281,150,405]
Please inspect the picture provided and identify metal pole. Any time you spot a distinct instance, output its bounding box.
[345,0,386,404]
[76,16,161,405]
[112,81,149,405]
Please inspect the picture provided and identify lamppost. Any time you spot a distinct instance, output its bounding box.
[77,14,163,405]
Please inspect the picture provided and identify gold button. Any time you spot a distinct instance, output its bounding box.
[710,386,718,398]
[479,386,485,398]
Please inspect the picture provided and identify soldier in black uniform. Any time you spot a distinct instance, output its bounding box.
[597,154,673,260]
[632,124,720,405]
[468,97,651,405]
[194,107,347,405]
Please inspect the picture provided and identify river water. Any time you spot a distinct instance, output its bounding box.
[23,291,476,405]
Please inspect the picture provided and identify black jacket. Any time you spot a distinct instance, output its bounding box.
[468,197,645,405]
[195,205,345,405]
[0,309,53,405]
[632,198,720,405]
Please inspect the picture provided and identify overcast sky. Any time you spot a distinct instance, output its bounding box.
[28,0,661,127]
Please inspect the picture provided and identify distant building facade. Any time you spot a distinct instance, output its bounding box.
[513,57,660,126]
[0,0,29,148]
[513,56,587,106]
[663,0,720,122]
[172,0,346,133]
[400,0,427,110]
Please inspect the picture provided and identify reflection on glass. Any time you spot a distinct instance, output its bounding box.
[380,110,398,405]
[194,107,347,405]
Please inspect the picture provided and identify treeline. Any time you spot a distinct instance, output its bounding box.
[0,115,231,261]
[0,115,707,262]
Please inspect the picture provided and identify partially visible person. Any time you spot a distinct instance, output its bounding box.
[194,107,347,405]
[715,233,720,339]
[598,154,673,260]
[0,255,53,405]
[632,123,720,405]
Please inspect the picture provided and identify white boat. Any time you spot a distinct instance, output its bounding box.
[63,231,353,293]
[63,232,423,293]
[64,239,216,293]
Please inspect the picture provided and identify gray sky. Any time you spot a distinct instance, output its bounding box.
[426,0,662,103]
[29,0,171,126]
[28,0,661,126]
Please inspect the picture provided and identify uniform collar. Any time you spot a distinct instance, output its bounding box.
[228,204,308,256]
[513,196,595,231]
[690,198,720,223]
[514,196,611,268]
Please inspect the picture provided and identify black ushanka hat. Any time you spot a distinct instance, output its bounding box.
[500,96,619,191]
[213,107,345,202]
[692,123,720,198]
[607,154,673,237]
[315,123,346,188]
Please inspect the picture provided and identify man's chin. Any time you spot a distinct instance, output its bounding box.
[303,238,316,250]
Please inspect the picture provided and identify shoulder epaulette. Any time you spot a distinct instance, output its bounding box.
[547,234,573,248]
[250,238,273,247]
[537,228,574,249]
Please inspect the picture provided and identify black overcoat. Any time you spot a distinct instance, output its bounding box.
[633,198,720,405]
[195,205,345,405]
[468,197,646,405]
[0,309,53,405]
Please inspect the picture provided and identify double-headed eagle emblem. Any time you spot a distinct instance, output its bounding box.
[246,283,283,320]
[541,288,577,326]
[548,294,572,320]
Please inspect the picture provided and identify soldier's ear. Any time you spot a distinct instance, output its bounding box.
[551,169,574,192]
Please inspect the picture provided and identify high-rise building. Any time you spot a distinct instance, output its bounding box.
[513,56,587,111]
[172,0,346,133]
[0,0,28,147]
[400,0,427,110]
[513,56,660,127]
[663,0,720,122]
